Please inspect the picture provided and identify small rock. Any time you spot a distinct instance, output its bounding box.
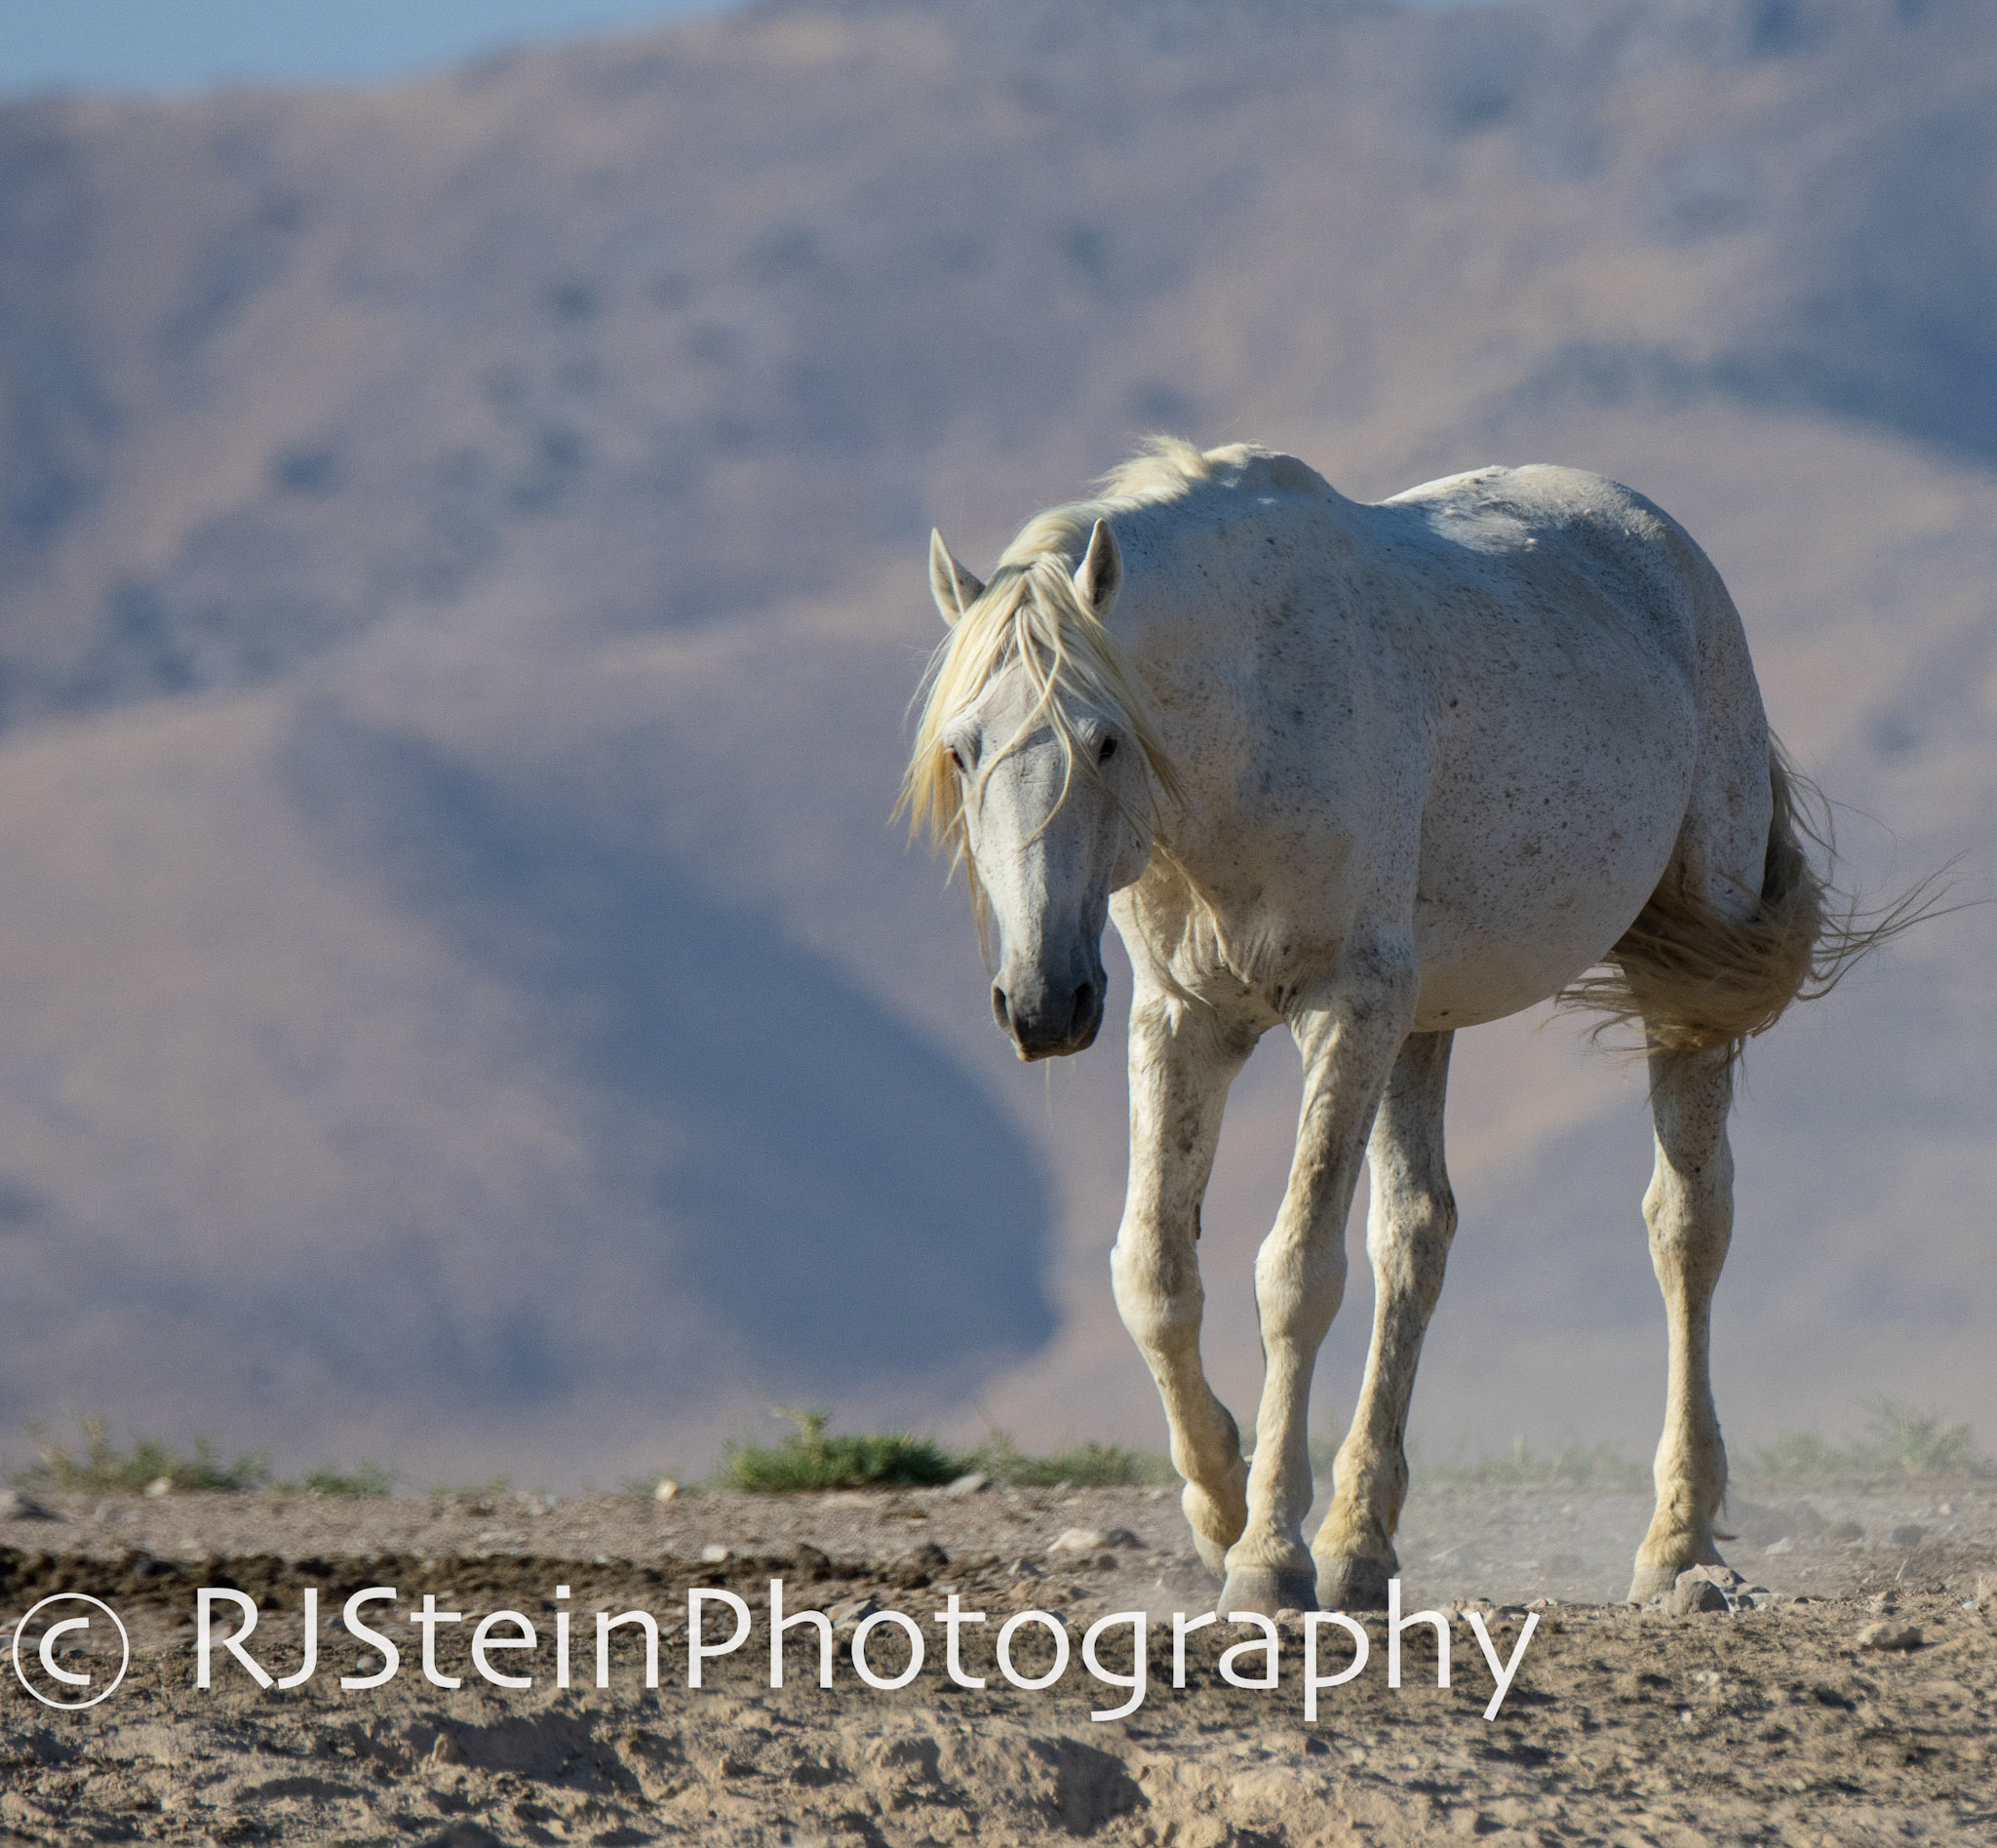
[1888,1524,1928,1550]
[1103,1527,1144,1550]
[945,1473,990,1496]
[1974,1571,1996,1608]
[1051,1527,1108,1553]
[908,1541,951,1571]
[427,1735,464,1768]
[1007,1557,1043,1579]
[1857,1622,1923,1652]
[828,1595,880,1631]
[653,1478,680,1504]
[1669,1574,1731,1616]
[0,1488,57,1521]
[699,1544,730,1564]
[144,1476,174,1498]
[1829,1519,1865,1543]
[1762,1535,1794,1555]
[794,1543,832,1576]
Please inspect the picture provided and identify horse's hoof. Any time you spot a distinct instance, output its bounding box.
[1628,1551,1725,1605]
[1628,1535,1727,1604]
[1314,1553,1394,1611]
[1217,1564,1318,1618]
[1626,1562,1680,1604]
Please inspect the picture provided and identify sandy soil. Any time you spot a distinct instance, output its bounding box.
[2,1479,1992,1845]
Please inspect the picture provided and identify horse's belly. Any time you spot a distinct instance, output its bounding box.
[1408,743,1694,1032]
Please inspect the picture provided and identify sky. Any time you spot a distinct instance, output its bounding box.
[0,1,737,95]
[0,0,1502,96]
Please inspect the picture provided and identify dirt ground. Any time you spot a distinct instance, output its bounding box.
[2,1478,1991,1845]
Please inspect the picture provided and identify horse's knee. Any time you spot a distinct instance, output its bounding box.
[1111,1237,1202,1349]
[1250,1237,1347,1346]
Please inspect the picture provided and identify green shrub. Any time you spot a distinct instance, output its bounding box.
[719,1410,960,1492]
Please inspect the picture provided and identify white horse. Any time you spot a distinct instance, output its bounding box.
[905,438,1902,1616]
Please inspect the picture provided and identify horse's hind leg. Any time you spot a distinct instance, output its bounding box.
[1312,1029,1456,1610]
[1111,984,1256,1576]
[1628,1043,1736,1601]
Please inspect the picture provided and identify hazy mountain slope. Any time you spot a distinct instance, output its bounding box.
[0,0,1993,1480]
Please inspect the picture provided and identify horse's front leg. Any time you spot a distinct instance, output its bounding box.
[1110,985,1258,1577]
[1220,947,1417,1617]
[1313,1029,1456,1608]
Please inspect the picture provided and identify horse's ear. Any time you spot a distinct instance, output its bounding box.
[929,530,984,626]
[1074,519,1123,614]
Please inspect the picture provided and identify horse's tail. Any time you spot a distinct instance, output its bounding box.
[1559,742,1945,1060]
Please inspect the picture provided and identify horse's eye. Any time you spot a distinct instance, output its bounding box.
[947,747,966,773]
[1098,735,1118,765]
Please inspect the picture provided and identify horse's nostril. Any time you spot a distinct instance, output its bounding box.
[992,985,1011,1033]
[1071,981,1096,1038]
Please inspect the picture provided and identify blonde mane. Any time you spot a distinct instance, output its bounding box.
[899,438,1216,898]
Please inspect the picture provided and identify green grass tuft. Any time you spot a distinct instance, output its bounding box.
[281,1464,395,1498]
[13,1415,395,1497]
[962,1431,1177,1488]
[17,1415,271,1494]
[1422,1435,1649,1491]
[428,1475,512,1506]
[1747,1401,1994,1483]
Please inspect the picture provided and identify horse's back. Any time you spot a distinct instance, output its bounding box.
[1378,462,1727,679]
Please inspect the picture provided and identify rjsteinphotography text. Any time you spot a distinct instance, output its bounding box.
[188,1578,1540,1723]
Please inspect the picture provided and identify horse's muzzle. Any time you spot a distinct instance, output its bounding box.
[993,974,1103,1060]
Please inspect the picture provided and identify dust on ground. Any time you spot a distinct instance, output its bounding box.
[2,1479,1991,1845]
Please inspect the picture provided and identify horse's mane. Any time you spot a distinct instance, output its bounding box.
[899,438,1215,904]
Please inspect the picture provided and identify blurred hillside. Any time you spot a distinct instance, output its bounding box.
[0,0,1992,1483]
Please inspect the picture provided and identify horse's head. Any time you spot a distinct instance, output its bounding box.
[904,520,1172,1060]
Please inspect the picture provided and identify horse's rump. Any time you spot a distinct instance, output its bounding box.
[1560,745,1936,1058]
